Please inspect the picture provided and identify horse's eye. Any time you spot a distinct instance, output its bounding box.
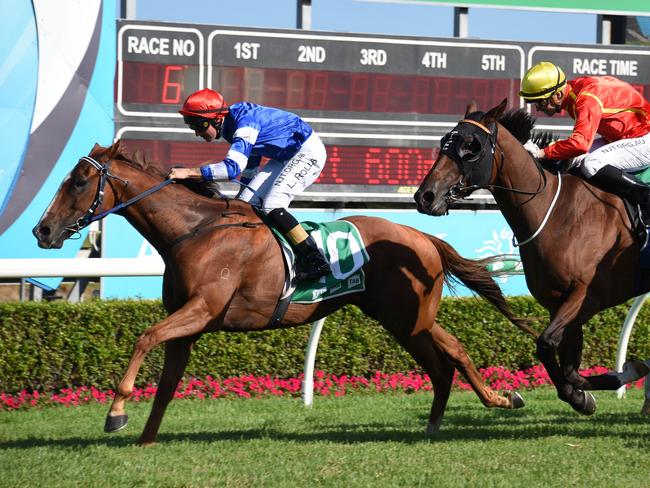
[466,137,482,154]
[74,178,88,189]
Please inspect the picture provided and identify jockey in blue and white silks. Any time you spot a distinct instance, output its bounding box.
[200,102,322,207]
[168,88,330,281]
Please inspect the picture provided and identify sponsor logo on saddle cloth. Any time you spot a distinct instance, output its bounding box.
[272,220,369,303]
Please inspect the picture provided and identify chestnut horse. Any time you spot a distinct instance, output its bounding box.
[414,99,650,416]
[33,141,534,445]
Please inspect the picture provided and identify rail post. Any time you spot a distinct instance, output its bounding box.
[615,293,650,399]
[302,317,326,407]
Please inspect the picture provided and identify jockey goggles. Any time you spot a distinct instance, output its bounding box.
[183,116,213,132]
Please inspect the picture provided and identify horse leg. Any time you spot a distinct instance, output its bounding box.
[137,336,197,446]
[642,369,650,415]
[557,324,593,389]
[428,322,523,410]
[391,330,455,434]
[559,328,649,390]
[105,296,212,434]
[536,287,598,415]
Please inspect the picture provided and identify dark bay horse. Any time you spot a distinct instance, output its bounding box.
[33,141,535,445]
[414,99,650,415]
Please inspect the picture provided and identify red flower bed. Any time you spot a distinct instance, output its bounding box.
[1,365,645,411]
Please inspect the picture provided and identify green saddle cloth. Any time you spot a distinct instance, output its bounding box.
[632,166,650,183]
[271,220,370,304]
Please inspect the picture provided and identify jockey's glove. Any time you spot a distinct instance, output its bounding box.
[523,140,544,159]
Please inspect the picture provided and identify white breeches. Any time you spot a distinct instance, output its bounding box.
[238,133,327,211]
[575,132,650,178]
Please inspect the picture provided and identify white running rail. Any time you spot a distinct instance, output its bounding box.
[1,258,647,406]
[615,293,650,403]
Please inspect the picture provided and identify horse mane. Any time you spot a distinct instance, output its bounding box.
[90,140,167,178]
[119,148,166,177]
[530,130,559,149]
[497,109,534,144]
[498,109,559,149]
[90,140,220,199]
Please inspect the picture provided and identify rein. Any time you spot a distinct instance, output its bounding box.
[66,156,175,235]
[69,155,262,251]
[441,118,561,247]
[512,172,562,247]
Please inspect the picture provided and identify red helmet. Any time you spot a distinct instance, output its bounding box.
[179,88,229,119]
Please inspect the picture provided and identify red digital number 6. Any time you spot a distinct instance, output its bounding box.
[161,65,183,104]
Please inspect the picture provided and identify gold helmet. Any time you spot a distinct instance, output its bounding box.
[519,62,567,102]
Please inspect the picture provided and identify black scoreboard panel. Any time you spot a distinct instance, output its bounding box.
[528,45,650,130]
[115,20,650,203]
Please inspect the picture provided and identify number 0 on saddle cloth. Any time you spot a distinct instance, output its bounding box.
[271,220,370,303]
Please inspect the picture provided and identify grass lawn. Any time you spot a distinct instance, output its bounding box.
[0,387,647,487]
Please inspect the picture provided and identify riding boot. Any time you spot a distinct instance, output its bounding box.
[587,165,650,226]
[266,208,331,281]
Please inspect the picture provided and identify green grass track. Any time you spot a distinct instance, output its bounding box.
[0,388,647,487]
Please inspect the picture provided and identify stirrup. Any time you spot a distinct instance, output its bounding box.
[639,206,650,228]
[296,261,331,281]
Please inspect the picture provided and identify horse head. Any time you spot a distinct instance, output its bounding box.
[32,141,134,249]
[414,99,508,215]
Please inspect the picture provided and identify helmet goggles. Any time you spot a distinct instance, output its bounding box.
[183,115,212,132]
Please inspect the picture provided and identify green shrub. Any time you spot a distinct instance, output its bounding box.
[0,298,648,393]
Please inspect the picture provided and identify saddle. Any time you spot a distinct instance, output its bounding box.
[256,211,370,326]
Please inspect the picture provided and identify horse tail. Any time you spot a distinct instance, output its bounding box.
[428,235,539,338]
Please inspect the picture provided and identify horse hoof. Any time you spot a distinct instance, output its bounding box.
[575,392,597,416]
[509,391,525,409]
[136,440,157,447]
[425,419,442,436]
[104,414,128,433]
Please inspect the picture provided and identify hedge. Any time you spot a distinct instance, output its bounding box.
[0,298,648,393]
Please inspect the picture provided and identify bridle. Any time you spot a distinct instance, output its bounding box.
[65,156,261,252]
[439,117,562,247]
[65,156,175,236]
[441,117,548,203]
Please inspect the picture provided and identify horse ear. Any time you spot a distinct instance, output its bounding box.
[465,100,478,116]
[88,142,113,161]
[483,98,508,124]
[133,148,145,165]
[107,139,123,159]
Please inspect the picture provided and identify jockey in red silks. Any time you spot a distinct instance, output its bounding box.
[521,61,650,225]
[169,88,330,281]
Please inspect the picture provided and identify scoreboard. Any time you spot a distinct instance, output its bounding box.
[115,20,650,203]
[528,45,650,129]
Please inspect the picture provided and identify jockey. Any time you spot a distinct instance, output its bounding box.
[169,88,331,281]
[520,61,650,225]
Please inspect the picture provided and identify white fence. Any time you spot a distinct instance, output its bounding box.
[0,257,647,406]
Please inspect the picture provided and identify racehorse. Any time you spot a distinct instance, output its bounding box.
[414,98,650,416]
[32,141,535,445]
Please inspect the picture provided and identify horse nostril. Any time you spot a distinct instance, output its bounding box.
[421,191,434,204]
[35,225,51,238]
